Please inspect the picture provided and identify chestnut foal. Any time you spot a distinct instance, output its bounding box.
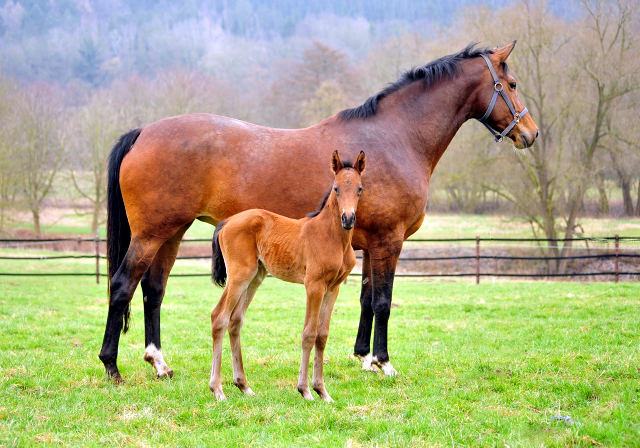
[209,151,365,402]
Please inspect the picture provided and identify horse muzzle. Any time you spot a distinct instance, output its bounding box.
[341,213,356,230]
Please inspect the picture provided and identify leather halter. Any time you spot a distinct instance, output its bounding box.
[477,53,529,143]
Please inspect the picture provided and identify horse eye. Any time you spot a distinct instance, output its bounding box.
[334,187,339,195]
[357,187,363,195]
[509,83,517,90]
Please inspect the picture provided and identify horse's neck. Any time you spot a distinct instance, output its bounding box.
[375,64,482,171]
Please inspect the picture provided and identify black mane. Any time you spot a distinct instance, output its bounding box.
[339,43,494,121]
[306,160,355,218]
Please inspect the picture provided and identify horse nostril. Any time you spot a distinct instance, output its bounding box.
[535,129,539,139]
[341,213,355,229]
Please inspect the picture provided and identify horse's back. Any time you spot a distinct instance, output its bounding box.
[118,114,334,238]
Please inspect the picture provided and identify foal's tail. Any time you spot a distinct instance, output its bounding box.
[211,220,228,287]
[107,128,141,334]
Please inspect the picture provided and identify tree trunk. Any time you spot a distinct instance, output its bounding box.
[32,209,41,237]
[621,175,634,216]
[91,202,100,236]
[636,178,640,217]
[596,172,609,216]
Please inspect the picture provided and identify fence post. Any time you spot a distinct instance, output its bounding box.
[476,236,480,284]
[95,232,100,285]
[615,234,619,283]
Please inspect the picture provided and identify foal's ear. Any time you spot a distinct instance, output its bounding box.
[331,150,343,174]
[496,40,516,63]
[354,151,366,174]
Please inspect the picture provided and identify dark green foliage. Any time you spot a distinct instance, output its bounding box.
[75,38,103,87]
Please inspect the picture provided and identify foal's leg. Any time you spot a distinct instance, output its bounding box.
[210,267,257,401]
[228,265,267,396]
[353,250,378,372]
[311,283,342,402]
[141,223,192,379]
[99,236,165,380]
[297,280,327,400]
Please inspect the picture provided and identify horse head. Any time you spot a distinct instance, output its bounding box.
[331,150,365,230]
[475,41,538,149]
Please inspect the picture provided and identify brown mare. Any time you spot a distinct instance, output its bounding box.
[99,42,537,381]
[209,151,365,401]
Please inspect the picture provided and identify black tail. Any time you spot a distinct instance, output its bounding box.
[211,220,228,287]
[107,128,141,334]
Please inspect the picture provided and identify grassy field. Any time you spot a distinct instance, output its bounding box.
[1,265,639,447]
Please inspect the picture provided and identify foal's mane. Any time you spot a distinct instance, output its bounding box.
[339,43,494,121]
[306,160,356,218]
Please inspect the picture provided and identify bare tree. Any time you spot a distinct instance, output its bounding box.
[69,89,125,235]
[458,0,638,273]
[0,71,17,234]
[264,41,362,128]
[14,82,66,236]
[556,0,639,271]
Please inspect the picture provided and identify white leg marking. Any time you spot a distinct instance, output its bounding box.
[371,356,398,377]
[144,343,174,379]
[354,353,379,373]
[379,361,398,377]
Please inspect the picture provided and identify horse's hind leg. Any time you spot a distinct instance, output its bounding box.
[142,223,192,379]
[99,236,164,380]
[210,265,257,401]
[229,264,267,396]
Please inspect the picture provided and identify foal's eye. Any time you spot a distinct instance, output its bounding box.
[357,187,363,195]
[334,187,339,195]
[509,82,517,90]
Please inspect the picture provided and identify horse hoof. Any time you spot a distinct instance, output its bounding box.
[378,361,398,377]
[157,369,174,379]
[321,394,334,403]
[355,353,379,373]
[298,388,314,401]
[242,388,255,396]
[144,344,173,379]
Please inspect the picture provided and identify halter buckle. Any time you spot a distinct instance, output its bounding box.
[494,82,503,91]
[514,113,520,124]
[495,135,504,143]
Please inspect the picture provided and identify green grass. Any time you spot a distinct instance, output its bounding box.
[1,265,639,447]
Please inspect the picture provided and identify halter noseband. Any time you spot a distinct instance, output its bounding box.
[477,53,528,143]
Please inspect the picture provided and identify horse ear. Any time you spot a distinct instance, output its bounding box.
[496,40,517,63]
[331,150,343,174]
[354,151,366,174]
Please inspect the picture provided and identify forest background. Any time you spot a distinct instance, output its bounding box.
[0,0,638,261]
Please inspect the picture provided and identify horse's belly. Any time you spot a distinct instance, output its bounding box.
[260,259,305,284]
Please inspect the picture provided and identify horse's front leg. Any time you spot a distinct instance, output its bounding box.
[298,280,327,400]
[311,282,342,402]
[353,250,378,372]
[366,239,403,376]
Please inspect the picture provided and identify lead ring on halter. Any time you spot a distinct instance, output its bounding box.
[477,53,528,143]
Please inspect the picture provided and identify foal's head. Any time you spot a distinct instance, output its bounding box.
[331,150,366,230]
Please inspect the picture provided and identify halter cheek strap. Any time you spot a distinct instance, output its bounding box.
[477,53,528,143]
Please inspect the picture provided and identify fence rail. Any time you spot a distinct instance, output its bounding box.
[1,235,639,284]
